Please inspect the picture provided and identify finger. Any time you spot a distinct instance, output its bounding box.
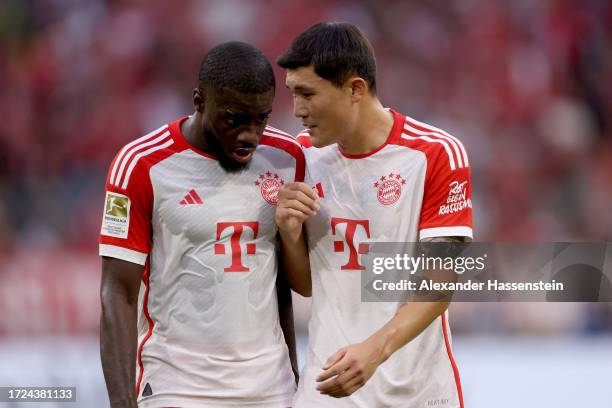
[279,198,316,216]
[294,182,320,200]
[339,373,365,395]
[317,369,358,395]
[316,356,351,383]
[323,348,346,370]
[282,182,319,201]
[277,190,319,211]
[322,370,365,398]
[323,349,346,370]
[284,190,319,211]
[345,381,365,396]
[326,386,349,398]
[317,376,341,394]
[278,208,309,223]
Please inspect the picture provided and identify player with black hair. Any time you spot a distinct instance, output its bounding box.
[199,41,276,93]
[195,42,277,172]
[100,41,303,407]
[277,22,377,93]
[276,22,472,407]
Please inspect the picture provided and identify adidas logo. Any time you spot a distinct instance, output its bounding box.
[142,382,152,397]
[179,189,203,205]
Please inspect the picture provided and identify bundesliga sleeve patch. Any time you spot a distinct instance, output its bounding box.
[101,191,131,238]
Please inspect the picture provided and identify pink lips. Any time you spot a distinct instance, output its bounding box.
[231,147,255,163]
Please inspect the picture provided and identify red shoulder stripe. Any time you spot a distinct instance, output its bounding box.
[260,134,305,182]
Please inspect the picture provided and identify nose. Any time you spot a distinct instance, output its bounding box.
[293,96,308,119]
[236,125,260,146]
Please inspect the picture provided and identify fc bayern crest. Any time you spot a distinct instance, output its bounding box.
[254,171,285,205]
[373,172,406,205]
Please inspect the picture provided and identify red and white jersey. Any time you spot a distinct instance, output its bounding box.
[294,110,471,408]
[99,117,303,407]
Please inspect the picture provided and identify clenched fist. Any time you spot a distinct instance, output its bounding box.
[275,182,319,241]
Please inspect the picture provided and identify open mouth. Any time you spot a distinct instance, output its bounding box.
[231,146,255,163]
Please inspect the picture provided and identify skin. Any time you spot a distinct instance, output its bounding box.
[314,237,464,398]
[181,86,274,171]
[285,65,393,154]
[278,65,467,398]
[100,84,299,407]
[100,257,141,408]
[275,183,318,297]
[276,262,301,383]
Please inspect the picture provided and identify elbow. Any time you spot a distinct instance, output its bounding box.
[99,291,116,324]
[99,287,111,316]
[99,284,137,321]
[295,284,312,298]
[300,290,312,298]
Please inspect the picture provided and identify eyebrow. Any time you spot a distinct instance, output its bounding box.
[225,109,272,118]
[286,85,315,93]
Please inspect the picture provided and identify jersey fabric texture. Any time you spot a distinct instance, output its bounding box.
[99,117,303,407]
[293,109,472,408]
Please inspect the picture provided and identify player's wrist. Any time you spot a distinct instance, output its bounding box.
[108,395,137,408]
[367,328,397,364]
[278,224,303,243]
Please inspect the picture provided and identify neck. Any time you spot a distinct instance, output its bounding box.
[181,113,207,151]
[338,97,394,155]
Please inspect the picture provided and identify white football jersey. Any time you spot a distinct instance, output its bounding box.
[293,110,472,408]
[99,117,303,407]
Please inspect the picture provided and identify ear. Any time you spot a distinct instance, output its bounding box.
[193,88,205,112]
[348,77,367,103]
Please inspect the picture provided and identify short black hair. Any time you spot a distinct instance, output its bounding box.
[277,22,377,94]
[199,41,275,94]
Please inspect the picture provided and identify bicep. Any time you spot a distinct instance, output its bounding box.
[420,236,470,243]
[100,257,144,305]
[414,236,467,302]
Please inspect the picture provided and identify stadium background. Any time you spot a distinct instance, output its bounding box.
[0,0,610,406]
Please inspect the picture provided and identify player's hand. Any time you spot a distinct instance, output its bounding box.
[275,182,319,240]
[315,338,384,398]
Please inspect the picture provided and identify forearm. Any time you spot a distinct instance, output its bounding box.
[276,275,299,384]
[370,301,449,363]
[367,237,463,360]
[278,228,311,297]
[100,295,138,408]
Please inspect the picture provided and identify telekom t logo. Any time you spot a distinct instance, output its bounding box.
[213,221,259,272]
[331,217,370,270]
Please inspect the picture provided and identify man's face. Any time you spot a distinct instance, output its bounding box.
[285,66,354,147]
[201,87,274,172]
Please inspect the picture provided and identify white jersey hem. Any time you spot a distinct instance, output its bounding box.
[99,244,148,265]
[138,395,294,408]
[420,226,473,240]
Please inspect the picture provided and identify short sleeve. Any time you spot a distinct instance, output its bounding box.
[418,148,473,240]
[99,151,153,265]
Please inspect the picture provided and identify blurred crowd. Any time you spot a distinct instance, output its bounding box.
[0,0,611,335]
